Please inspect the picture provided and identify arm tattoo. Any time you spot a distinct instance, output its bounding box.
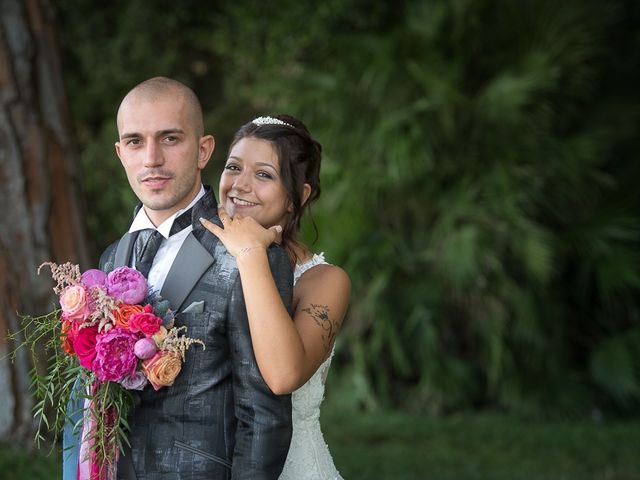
[301,304,337,353]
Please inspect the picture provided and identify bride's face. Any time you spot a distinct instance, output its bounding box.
[218,137,291,228]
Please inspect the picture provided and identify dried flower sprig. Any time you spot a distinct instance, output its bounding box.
[38,261,82,295]
[89,286,119,332]
[161,325,205,360]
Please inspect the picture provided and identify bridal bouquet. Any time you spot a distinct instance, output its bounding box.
[11,262,204,479]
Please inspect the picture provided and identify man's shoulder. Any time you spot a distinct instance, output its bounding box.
[99,238,121,270]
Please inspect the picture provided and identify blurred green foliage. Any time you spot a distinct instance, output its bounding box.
[56,0,640,417]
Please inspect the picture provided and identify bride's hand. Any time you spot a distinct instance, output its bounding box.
[199,206,282,257]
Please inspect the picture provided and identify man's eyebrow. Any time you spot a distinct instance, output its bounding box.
[120,132,141,140]
[119,128,185,140]
[157,128,185,137]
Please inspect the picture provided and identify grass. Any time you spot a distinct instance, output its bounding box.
[322,409,640,480]
[1,410,639,479]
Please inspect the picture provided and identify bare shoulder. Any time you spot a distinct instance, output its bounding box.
[293,262,351,357]
[296,263,351,297]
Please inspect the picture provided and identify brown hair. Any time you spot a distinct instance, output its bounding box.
[229,115,322,264]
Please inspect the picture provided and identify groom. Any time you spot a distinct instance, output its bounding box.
[64,77,293,479]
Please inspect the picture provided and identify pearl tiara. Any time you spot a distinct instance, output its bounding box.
[252,116,294,128]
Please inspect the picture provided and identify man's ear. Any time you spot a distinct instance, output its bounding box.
[115,142,123,164]
[198,135,215,170]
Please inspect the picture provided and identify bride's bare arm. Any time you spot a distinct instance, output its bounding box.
[200,213,350,394]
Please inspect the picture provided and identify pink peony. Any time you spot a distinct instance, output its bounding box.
[60,285,90,322]
[106,266,148,305]
[134,337,157,360]
[80,269,107,289]
[120,372,148,390]
[93,327,141,382]
[129,305,162,337]
[73,324,100,370]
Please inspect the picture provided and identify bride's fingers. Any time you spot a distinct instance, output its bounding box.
[217,207,231,226]
[269,225,283,244]
[199,217,222,237]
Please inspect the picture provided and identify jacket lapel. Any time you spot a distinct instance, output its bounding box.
[114,231,136,268]
[160,232,214,312]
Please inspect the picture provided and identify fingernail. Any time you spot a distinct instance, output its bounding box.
[275,225,283,232]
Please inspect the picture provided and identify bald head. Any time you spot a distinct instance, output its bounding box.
[117,77,205,136]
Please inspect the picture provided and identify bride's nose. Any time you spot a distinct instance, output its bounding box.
[232,171,251,191]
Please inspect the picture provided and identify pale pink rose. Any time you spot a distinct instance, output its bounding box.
[59,285,90,322]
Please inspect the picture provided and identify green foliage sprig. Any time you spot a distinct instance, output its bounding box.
[8,310,133,471]
[8,308,76,451]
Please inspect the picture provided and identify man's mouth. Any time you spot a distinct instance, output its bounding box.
[141,176,171,188]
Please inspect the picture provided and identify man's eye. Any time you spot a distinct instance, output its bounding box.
[127,139,141,146]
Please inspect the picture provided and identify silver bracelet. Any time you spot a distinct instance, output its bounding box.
[236,246,261,257]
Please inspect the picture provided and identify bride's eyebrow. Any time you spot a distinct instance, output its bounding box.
[255,162,278,173]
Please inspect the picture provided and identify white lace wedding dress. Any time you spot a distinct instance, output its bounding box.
[278,253,344,480]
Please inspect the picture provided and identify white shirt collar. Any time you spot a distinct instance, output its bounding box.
[128,185,205,239]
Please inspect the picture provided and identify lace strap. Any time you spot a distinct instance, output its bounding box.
[294,252,327,284]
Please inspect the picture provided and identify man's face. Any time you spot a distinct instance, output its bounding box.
[115,93,213,225]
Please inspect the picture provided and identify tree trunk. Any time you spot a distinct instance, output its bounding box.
[0,0,88,444]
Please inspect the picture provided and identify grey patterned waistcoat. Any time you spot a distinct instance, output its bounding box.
[103,190,293,480]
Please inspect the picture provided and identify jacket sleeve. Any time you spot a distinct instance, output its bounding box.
[228,244,293,480]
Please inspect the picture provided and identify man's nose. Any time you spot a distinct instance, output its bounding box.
[143,141,163,167]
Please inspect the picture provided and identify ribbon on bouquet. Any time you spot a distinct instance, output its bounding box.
[77,383,119,480]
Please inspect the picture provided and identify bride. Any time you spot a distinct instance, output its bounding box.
[200,114,350,479]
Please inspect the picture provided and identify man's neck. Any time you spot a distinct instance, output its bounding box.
[130,185,206,233]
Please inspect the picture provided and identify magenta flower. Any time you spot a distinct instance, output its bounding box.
[93,327,141,382]
[134,337,157,360]
[81,269,107,289]
[129,306,162,337]
[106,266,148,305]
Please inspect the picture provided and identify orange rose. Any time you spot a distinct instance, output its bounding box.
[142,350,182,391]
[60,319,77,355]
[112,304,145,329]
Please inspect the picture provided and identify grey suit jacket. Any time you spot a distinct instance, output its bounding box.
[103,190,293,480]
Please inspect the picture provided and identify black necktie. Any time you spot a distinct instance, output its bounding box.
[133,229,163,278]
[133,207,193,278]
[169,206,193,236]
